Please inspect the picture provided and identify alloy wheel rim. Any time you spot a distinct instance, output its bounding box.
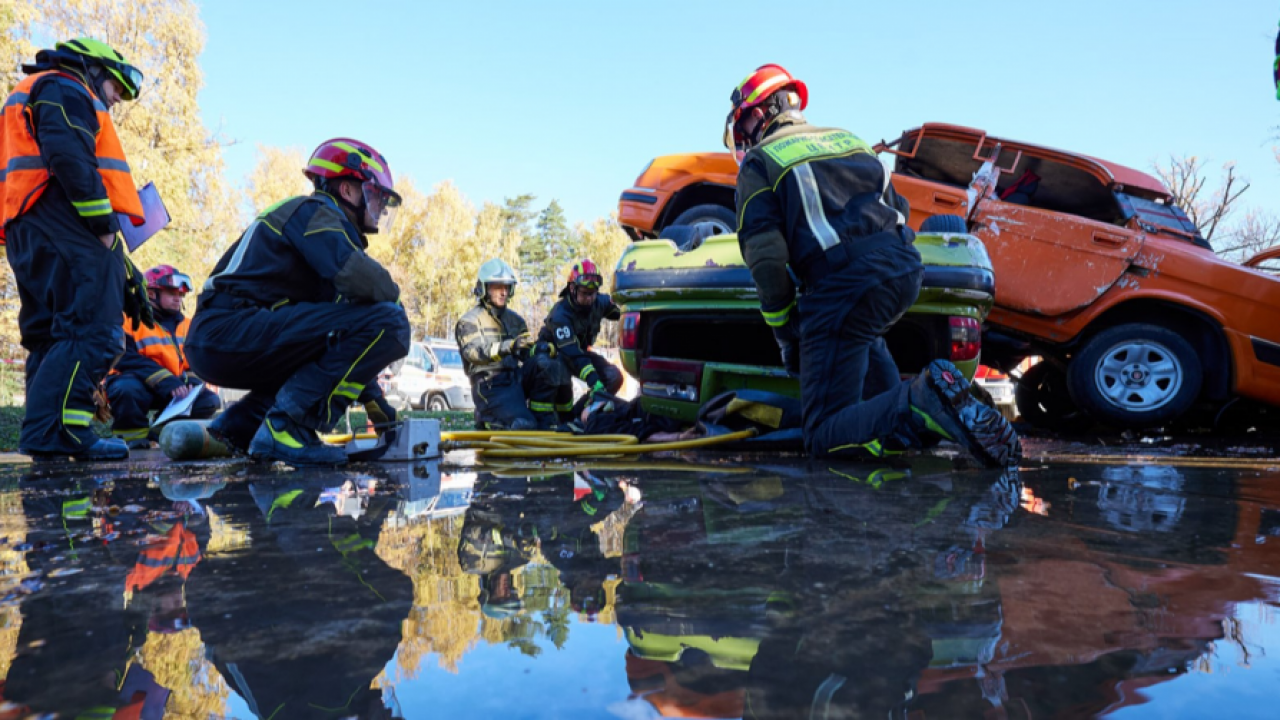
[1093,340,1183,411]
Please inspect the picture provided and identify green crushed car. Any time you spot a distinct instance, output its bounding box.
[611,227,996,422]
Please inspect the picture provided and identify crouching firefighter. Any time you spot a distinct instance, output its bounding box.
[456,259,567,430]
[726,64,1019,466]
[537,259,623,425]
[186,138,410,466]
[1,38,154,461]
[108,265,221,448]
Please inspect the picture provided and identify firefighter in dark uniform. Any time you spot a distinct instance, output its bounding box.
[0,38,154,461]
[186,138,409,466]
[537,258,623,425]
[456,258,568,430]
[727,64,1019,466]
[107,264,221,447]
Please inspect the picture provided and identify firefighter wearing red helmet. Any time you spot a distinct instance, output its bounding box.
[535,259,623,426]
[185,138,410,466]
[728,64,1018,466]
[106,264,221,447]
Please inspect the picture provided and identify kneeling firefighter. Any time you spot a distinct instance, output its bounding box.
[536,258,623,425]
[456,259,568,430]
[108,264,221,448]
[186,138,410,466]
[726,64,1019,466]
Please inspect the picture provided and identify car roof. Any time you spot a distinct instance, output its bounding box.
[909,123,1172,199]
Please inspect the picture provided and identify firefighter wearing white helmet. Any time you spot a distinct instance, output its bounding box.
[456,259,565,430]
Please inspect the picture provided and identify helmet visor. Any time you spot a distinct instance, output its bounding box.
[103,59,144,100]
[363,181,402,234]
[574,272,603,290]
[723,109,748,166]
[155,272,193,294]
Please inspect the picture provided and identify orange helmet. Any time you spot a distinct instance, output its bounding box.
[723,64,808,163]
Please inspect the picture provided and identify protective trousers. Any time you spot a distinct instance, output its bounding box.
[525,348,572,427]
[4,217,124,453]
[185,300,410,449]
[105,376,221,439]
[799,244,925,458]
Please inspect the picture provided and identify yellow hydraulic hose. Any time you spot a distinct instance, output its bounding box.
[474,429,758,459]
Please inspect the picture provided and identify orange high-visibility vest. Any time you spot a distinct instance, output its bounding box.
[121,312,191,378]
[125,523,201,593]
[0,70,144,241]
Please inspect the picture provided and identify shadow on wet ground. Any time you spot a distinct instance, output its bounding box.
[0,449,1278,718]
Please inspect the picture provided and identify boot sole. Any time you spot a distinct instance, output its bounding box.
[927,361,1021,468]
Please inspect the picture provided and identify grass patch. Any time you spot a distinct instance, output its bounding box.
[0,406,475,452]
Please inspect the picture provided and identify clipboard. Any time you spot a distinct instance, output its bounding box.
[119,182,171,252]
[152,382,204,427]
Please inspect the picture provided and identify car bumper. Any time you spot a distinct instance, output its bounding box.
[618,188,671,239]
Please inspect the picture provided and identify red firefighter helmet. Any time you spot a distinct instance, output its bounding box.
[568,259,603,290]
[304,138,403,234]
[144,265,192,294]
[723,64,808,163]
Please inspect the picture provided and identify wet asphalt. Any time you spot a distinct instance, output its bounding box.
[0,438,1277,718]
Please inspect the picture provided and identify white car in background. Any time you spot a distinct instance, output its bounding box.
[975,365,1016,420]
[387,340,473,412]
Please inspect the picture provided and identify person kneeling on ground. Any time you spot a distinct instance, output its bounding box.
[108,264,220,448]
[185,138,409,466]
[456,259,567,430]
[536,259,624,427]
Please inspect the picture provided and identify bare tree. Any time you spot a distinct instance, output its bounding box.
[1214,209,1280,262]
[1153,155,1250,242]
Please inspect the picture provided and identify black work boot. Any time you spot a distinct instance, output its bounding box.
[248,410,347,466]
[908,360,1021,468]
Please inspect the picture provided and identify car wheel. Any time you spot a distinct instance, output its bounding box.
[1015,361,1092,432]
[670,204,736,237]
[920,214,967,234]
[1067,323,1202,428]
[427,394,450,412]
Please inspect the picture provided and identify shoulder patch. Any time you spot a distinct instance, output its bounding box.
[762,130,872,168]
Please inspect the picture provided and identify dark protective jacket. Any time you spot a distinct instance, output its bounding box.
[735,120,914,324]
[199,192,398,309]
[456,300,529,379]
[112,307,192,394]
[537,293,621,385]
[0,69,143,242]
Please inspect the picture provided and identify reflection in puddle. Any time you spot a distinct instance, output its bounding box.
[0,459,1276,717]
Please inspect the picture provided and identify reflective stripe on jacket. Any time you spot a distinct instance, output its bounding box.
[0,70,144,240]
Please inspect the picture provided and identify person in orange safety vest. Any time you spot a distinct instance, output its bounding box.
[107,264,221,448]
[1,38,155,461]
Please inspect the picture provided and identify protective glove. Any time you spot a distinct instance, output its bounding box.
[364,395,397,435]
[514,333,535,352]
[590,380,608,401]
[121,253,155,331]
[772,317,801,376]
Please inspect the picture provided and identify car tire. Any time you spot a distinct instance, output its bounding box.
[670,204,736,237]
[1015,361,1092,433]
[920,214,968,234]
[427,394,450,412]
[1067,323,1202,429]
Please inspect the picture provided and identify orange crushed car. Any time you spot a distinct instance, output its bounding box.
[617,123,1280,430]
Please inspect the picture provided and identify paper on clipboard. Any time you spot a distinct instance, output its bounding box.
[119,182,171,252]
[152,382,203,427]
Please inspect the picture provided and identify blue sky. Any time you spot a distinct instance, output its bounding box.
[198,0,1280,226]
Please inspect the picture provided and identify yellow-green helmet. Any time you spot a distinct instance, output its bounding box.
[56,37,144,100]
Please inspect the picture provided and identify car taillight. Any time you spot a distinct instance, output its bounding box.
[619,312,640,350]
[949,317,981,362]
[640,358,703,403]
